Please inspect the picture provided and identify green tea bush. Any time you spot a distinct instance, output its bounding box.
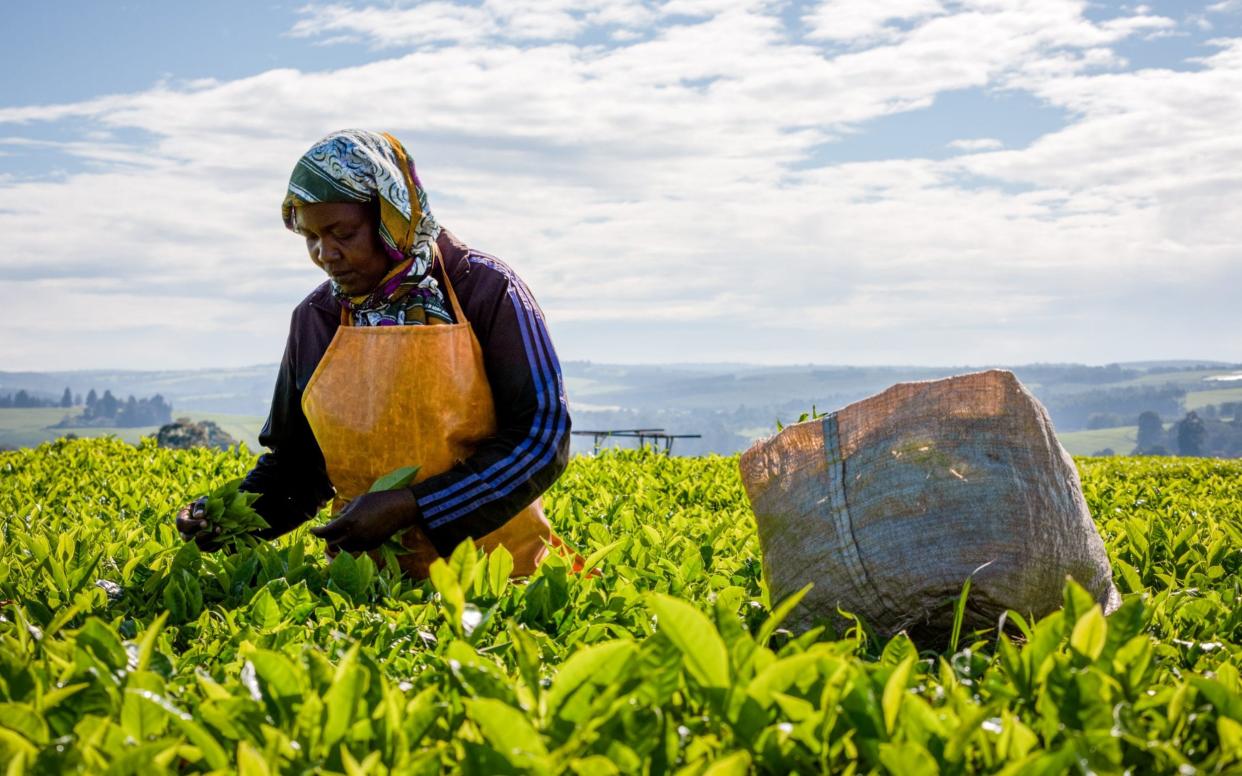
[0,438,1238,773]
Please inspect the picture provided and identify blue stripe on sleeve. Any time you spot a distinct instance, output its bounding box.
[420,254,558,510]
[420,254,568,528]
[421,258,567,526]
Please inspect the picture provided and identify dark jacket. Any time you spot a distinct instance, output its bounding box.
[241,229,572,555]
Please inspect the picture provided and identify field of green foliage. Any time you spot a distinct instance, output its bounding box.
[0,438,1239,774]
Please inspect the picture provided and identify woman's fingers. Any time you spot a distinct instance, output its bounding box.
[311,517,374,552]
[311,499,361,546]
[176,498,211,541]
[309,516,348,545]
[176,516,207,532]
[194,524,223,552]
[176,513,208,538]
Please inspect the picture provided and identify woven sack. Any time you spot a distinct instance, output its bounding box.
[739,369,1120,638]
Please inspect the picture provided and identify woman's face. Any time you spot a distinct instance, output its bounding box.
[295,201,391,295]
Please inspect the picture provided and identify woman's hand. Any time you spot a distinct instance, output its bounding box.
[175,497,223,551]
[310,489,422,552]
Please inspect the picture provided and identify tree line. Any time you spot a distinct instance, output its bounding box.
[0,388,80,409]
[1091,404,1242,458]
[1042,385,1185,431]
[32,388,176,429]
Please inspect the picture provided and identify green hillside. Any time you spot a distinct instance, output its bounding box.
[0,408,265,451]
[1185,385,1242,412]
[5,362,1242,458]
[1058,425,1141,456]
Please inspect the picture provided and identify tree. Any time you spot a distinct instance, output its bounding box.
[150,395,173,425]
[1136,411,1164,451]
[1176,411,1206,457]
[60,388,73,408]
[118,395,140,426]
[97,390,119,420]
[85,389,98,408]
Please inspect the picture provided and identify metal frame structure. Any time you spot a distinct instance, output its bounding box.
[571,428,702,455]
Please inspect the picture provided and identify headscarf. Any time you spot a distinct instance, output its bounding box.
[282,130,453,326]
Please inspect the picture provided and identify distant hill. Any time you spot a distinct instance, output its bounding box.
[0,366,278,416]
[1113,359,1236,369]
[0,408,264,452]
[3,360,1240,456]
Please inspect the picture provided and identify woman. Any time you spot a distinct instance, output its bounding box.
[176,129,572,576]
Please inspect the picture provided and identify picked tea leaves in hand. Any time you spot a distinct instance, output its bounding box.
[203,477,269,547]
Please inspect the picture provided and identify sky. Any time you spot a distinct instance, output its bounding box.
[1,0,1240,370]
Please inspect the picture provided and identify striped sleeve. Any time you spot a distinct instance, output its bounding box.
[408,254,571,556]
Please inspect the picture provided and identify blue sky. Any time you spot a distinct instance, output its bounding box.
[2,0,1240,370]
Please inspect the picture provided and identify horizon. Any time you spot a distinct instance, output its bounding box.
[2,357,1241,379]
[3,357,1238,459]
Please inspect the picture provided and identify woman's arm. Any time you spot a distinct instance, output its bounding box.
[241,307,336,539]
[408,254,572,556]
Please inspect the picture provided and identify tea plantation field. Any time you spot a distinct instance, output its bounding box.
[0,438,1239,774]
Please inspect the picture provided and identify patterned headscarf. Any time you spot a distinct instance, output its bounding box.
[282,130,453,326]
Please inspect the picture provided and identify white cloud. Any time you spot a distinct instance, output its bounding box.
[803,0,944,43]
[289,2,495,46]
[0,0,1238,369]
[947,137,1004,151]
[288,0,664,47]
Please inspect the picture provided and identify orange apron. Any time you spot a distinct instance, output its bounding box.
[301,255,553,577]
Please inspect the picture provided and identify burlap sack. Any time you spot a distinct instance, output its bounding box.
[739,369,1120,638]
